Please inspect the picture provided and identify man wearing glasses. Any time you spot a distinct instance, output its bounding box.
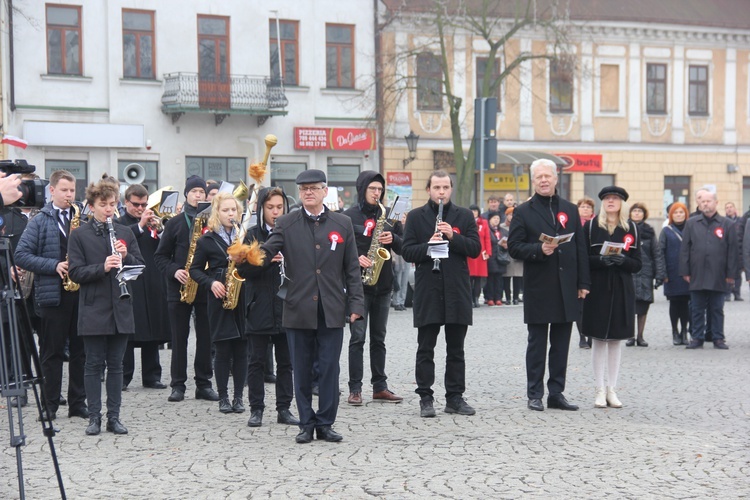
[343,171,403,406]
[240,169,364,444]
[120,184,170,390]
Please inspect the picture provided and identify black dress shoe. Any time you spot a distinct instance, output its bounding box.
[315,426,343,442]
[68,407,89,419]
[444,398,476,415]
[295,428,314,444]
[38,411,57,421]
[195,387,220,401]
[247,409,263,427]
[58,395,67,406]
[547,394,579,411]
[625,338,636,346]
[106,418,128,435]
[420,398,436,418]
[143,381,168,389]
[686,339,704,349]
[168,388,185,402]
[277,409,300,425]
[527,398,544,411]
[85,416,101,436]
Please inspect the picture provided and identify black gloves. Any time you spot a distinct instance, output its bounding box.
[654,279,663,289]
[600,254,626,266]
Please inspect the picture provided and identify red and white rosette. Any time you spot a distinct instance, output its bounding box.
[202,226,210,235]
[452,227,461,235]
[623,234,635,251]
[363,219,375,237]
[714,227,724,239]
[557,212,568,229]
[329,231,342,251]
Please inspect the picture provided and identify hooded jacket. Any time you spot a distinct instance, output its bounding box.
[237,186,289,335]
[342,170,403,295]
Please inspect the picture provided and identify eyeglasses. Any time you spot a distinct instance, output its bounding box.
[298,186,324,193]
[367,187,384,192]
[128,201,148,208]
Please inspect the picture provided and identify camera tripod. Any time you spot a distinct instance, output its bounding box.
[0,237,66,499]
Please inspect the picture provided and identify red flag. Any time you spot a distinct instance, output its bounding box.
[1,135,28,149]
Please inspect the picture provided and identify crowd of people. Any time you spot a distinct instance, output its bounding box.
[1,159,742,444]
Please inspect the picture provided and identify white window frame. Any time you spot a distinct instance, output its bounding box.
[594,59,626,118]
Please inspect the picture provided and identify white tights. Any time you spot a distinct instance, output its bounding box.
[591,339,623,388]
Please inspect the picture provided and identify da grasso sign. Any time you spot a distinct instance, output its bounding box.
[294,127,376,151]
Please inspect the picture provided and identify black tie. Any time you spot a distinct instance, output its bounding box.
[60,209,70,234]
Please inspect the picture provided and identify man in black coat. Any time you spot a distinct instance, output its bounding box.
[68,179,145,435]
[154,175,218,402]
[679,188,738,349]
[401,170,481,418]
[508,159,590,412]
[120,184,169,389]
[240,169,364,444]
[342,170,403,406]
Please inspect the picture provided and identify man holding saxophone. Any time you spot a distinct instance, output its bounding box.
[343,171,403,406]
[154,175,219,403]
[16,169,87,421]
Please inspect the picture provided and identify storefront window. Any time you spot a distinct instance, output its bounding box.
[270,161,307,208]
[327,164,359,210]
[584,174,615,212]
[46,160,88,201]
[664,176,691,216]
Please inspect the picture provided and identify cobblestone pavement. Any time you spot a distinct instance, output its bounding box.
[2,294,749,499]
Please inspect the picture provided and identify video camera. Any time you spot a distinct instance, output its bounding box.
[0,160,49,209]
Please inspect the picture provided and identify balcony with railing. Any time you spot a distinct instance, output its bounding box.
[161,72,288,125]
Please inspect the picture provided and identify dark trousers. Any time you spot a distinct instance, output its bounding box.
[247,334,293,411]
[214,338,247,399]
[690,290,725,341]
[668,296,690,332]
[83,334,128,420]
[348,291,391,393]
[168,301,213,390]
[286,307,343,430]
[470,277,482,303]
[415,323,467,402]
[503,276,522,302]
[526,322,572,399]
[123,341,162,387]
[38,291,85,414]
[484,272,503,302]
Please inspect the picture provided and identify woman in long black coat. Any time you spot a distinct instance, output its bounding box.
[484,212,506,305]
[626,203,665,347]
[190,192,246,414]
[582,187,641,409]
[658,202,691,345]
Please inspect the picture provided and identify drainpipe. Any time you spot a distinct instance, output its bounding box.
[374,0,384,173]
[8,0,16,111]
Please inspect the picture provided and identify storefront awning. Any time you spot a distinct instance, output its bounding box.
[496,151,566,166]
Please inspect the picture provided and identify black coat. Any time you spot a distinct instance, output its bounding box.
[342,170,403,295]
[401,200,481,328]
[487,224,507,275]
[581,220,642,340]
[659,224,690,298]
[236,186,288,336]
[154,205,208,303]
[259,207,365,329]
[189,230,245,342]
[68,219,144,336]
[120,212,170,343]
[632,222,665,303]
[679,213,739,292]
[508,193,590,324]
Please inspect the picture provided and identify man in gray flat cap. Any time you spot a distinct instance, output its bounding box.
[238,169,364,443]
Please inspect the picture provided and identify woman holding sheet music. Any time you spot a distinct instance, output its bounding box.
[582,186,641,409]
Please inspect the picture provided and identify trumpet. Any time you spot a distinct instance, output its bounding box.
[106,217,130,300]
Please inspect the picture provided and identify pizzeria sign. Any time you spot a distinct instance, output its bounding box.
[294,127,376,151]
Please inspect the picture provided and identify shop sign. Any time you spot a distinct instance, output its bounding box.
[386,172,412,186]
[556,153,603,172]
[484,173,529,191]
[294,127,376,150]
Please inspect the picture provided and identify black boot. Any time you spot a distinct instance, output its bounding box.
[672,329,681,346]
[680,329,688,345]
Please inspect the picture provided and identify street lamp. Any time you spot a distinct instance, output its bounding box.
[402,130,420,167]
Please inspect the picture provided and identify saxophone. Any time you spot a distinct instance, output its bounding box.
[62,202,81,292]
[179,213,206,304]
[361,202,391,286]
[222,220,246,310]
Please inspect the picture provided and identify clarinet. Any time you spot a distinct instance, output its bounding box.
[106,217,131,300]
[432,199,444,274]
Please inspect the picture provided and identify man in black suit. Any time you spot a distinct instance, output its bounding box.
[401,170,481,418]
[237,169,364,444]
[508,159,590,412]
[120,184,170,389]
[154,176,218,403]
